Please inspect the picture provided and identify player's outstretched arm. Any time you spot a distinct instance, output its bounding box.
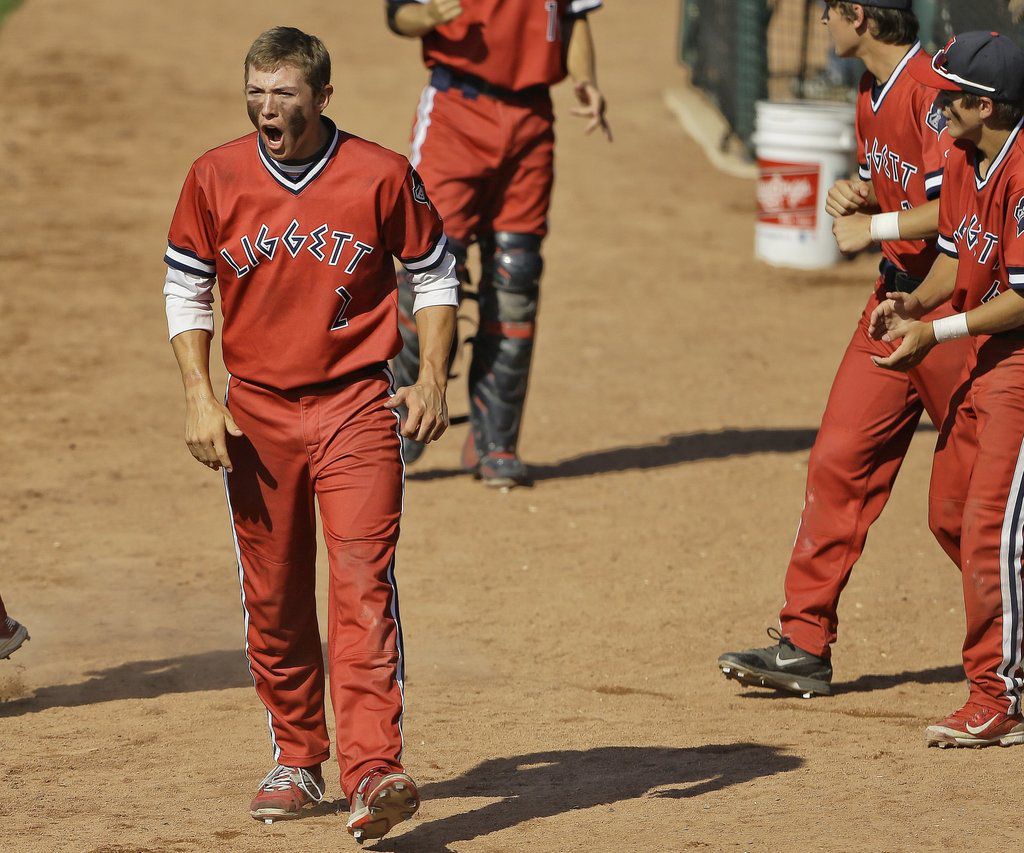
[170,330,243,473]
[567,16,612,141]
[388,0,463,37]
[386,305,456,443]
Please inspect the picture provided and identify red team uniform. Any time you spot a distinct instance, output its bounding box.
[777,44,970,660]
[389,0,602,483]
[166,118,447,800]
[929,122,1024,717]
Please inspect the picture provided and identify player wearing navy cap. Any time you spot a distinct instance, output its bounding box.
[870,31,1024,747]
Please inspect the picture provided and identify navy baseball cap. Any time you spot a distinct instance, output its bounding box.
[910,31,1024,103]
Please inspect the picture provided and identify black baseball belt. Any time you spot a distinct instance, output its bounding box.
[429,65,549,104]
[879,259,923,294]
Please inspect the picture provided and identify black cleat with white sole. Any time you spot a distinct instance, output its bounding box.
[718,628,833,697]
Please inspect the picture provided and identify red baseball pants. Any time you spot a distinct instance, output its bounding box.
[929,337,1024,714]
[409,83,555,240]
[779,288,971,658]
[224,369,406,800]
[0,594,7,622]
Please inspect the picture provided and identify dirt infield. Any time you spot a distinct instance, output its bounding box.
[0,1,1011,851]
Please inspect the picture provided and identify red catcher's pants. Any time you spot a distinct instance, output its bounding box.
[408,83,555,240]
[929,337,1024,714]
[224,370,406,801]
[779,287,971,658]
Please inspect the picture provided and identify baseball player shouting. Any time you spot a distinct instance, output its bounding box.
[0,594,29,661]
[870,32,1024,748]
[386,0,610,488]
[164,28,457,841]
[719,0,968,697]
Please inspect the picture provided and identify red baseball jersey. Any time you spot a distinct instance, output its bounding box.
[937,122,1024,313]
[165,118,447,390]
[855,43,952,281]
[391,0,602,91]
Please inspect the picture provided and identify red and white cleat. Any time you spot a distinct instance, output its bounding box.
[926,702,1024,748]
[346,768,419,844]
[0,618,29,661]
[250,764,325,823]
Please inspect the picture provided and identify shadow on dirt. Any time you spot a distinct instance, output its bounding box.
[0,647,260,717]
[408,427,822,483]
[367,744,802,852]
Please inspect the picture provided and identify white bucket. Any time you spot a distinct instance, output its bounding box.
[753,100,857,269]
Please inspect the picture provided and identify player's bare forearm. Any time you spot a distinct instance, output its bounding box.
[908,252,958,314]
[171,329,217,401]
[962,288,1024,336]
[416,304,456,389]
[897,199,940,241]
[389,0,462,37]
[170,329,243,472]
[567,17,611,140]
[386,305,456,443]
[567,17,598,87]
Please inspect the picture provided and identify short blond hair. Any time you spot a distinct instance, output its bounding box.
[245,27,331,93]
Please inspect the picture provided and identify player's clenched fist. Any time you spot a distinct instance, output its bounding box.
[426,0,463,26]
[386,382,449,444]
[184,398,244,473]
[826,179,873,218]
[832,212,873,254]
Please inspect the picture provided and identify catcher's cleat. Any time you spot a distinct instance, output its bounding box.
[250,764,325,823]
[926,702,1024,748]
[0,617,29,661]
[718,628,832,698]
[477,451,531,489]
[346,767,419,844]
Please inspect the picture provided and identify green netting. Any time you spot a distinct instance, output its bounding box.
[679,0,1024,156]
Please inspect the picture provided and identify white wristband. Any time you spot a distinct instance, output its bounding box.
[932,313,970,343]
[870,212,902,242]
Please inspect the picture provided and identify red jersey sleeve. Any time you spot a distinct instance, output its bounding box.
[920,93,951,201]
[165,164,217,279]
[936,148,960,259]
[383,166,448,272]
[1003,178,1024,292]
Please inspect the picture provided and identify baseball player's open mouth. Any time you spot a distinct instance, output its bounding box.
[262,125,285,151]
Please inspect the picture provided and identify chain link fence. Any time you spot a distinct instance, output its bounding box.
[679,0,1024,157]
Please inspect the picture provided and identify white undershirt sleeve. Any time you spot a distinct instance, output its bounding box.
[409,250,459,314]
[164,266,215,340]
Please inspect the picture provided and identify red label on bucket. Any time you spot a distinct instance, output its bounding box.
[757,160,820,229]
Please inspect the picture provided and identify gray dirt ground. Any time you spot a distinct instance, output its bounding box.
[0,1,996,850]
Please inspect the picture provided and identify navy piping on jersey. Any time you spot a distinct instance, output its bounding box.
[925,169,944,200]
[936,233,958,258]
[257,117,342,196]
[401,235,449,272]
[870,42,921,113]
[1007,266,1024,291]
[974,116,1024,191]
[165,240,216,278]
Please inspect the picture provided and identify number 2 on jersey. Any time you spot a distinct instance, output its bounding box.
[330,285,353,331]
[545,0,560,42]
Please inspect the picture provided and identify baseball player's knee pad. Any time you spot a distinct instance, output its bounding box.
[486,232,542,324]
